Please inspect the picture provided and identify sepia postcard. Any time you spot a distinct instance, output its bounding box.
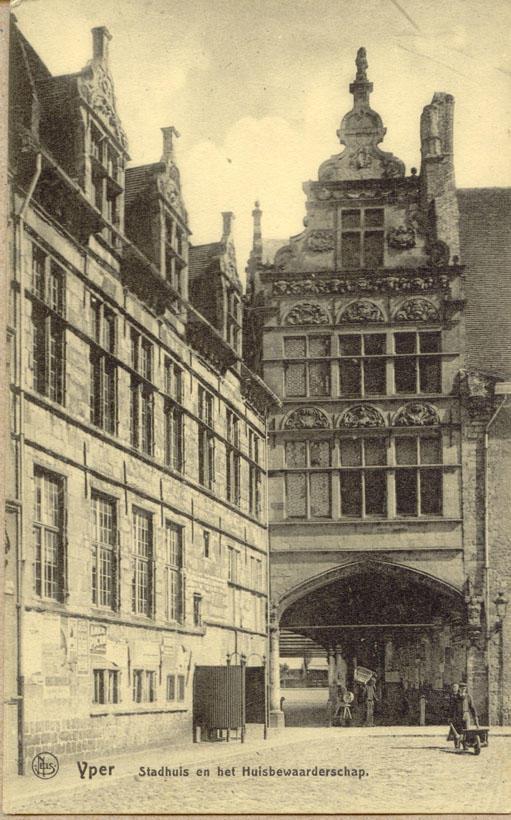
[2,0,511,816]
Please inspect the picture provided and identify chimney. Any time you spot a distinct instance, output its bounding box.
[222,211,234,240]
[92,26,112,62]
[251,201,263,262]
[161,126,180,163]
[420,92,459,260]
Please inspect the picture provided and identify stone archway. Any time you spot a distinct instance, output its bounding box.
[270,560,470,727]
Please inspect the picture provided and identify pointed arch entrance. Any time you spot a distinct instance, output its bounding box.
[273,560,468,726]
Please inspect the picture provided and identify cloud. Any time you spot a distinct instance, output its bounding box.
[180,116,318,275]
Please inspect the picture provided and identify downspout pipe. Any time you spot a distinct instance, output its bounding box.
[14,151,42,774]
[484,395,508,726]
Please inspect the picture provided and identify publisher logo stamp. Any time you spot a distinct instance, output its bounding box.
[32,752,59,779]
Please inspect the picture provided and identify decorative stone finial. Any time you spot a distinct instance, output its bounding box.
[355,47,368,81]
[317,47,405,182]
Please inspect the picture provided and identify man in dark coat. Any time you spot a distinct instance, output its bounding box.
[451,681,479,734]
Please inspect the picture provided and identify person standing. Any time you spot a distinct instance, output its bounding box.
[365,674,378,727]
[450,681,478,742]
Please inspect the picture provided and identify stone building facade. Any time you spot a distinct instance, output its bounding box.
[5,21,275,775]
[245,49,511,726]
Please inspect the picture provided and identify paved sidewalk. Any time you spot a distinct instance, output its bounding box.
[5,724,511,809]
[5,727,511,815]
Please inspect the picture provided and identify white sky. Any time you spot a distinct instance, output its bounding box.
[13,0,511,278]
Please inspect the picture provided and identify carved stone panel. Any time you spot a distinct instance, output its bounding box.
[78,62,128,150]
[284,407,330,430]
[340,300,385,323]
[393,402,440,426]
[306,230,335,253]
[338,404,385,428]
[387,225,416,250]
[272,273,451,297]
[394,298,440,322]
[285,303,330,326]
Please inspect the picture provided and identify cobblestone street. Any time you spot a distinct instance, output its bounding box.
[6,728,510,815]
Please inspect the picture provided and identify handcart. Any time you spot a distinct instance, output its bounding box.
[448,723,489,755]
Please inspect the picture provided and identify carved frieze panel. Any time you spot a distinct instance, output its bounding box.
[338,404,385,428]
[394,298,440,322]
[393,402,440,426]
[340,300,385,323]
[284,407,330,430]
[272,274,451,297]
[284,303,330,326]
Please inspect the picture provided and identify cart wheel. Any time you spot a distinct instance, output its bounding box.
[473,735,481,755]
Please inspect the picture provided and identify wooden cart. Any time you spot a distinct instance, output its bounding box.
[448,723,489,755]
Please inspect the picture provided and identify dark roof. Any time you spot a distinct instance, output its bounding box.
[125,164,162,207]
[458,188,511,379]
[188,242,223,280]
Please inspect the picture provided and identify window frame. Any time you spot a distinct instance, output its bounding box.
[393,331,442,395]
[164,521,183,623]
[33,467,66,601]
[339,435,388,518]
[283,334,331,398]
[340,207,385,269]
[91,492,119,610]
[338,333,387,397]
[131,508,154,617]
[284,439,332,520]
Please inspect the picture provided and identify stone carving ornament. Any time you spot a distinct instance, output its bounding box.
[338,404,385,428]
[394,299,439,322]
[393,402,440,426]
[272,274,451,297]
[340,300,384,323]
[78,62,128,150]
[284,407,330,430]
[306,230,335,253]
[387,224,416,250]
[285,303,330,326]
[317,48,405,183]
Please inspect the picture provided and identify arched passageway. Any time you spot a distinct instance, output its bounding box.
[276,561,467,727]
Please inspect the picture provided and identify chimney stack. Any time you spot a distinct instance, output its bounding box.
[222,211,234,240]
[251,201,263,262]
[92,26,112,62]
[420,93,459,260]
[161,126,180,163]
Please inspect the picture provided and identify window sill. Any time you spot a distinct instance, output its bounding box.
[90,706,188,718]
[271,517,462,526]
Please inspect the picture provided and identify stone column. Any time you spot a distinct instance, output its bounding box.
[269,623,284,728]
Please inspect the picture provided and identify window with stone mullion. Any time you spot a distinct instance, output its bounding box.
[339,437,387,518]
[395,435,442,516]
[285,439,331,519]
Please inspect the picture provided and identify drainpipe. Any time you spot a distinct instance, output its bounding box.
[14,152,42,774]
[484,392,508,726]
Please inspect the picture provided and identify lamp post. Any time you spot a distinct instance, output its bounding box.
[494,592,508,726]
